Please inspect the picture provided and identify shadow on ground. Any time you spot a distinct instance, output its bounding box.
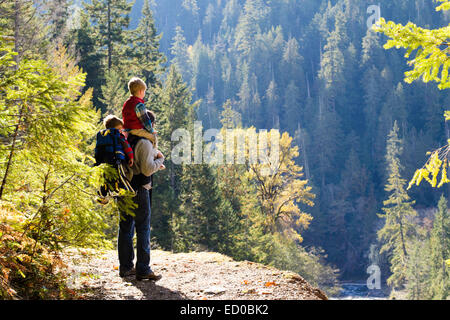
[125,278,187,300]
[83,276,187,300]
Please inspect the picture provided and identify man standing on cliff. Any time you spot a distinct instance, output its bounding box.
[118,111,165,281]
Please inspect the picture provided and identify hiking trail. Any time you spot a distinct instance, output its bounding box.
[62,248,328,300]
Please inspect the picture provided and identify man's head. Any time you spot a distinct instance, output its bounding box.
[128,77,147,99]
[104,115,124,130]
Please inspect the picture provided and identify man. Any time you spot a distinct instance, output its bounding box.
[118,111,165,281]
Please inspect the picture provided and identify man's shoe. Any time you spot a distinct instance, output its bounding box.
[136,271,162,281]
[119,268,136,278]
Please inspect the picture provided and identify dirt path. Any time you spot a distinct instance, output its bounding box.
[62,248,328,300]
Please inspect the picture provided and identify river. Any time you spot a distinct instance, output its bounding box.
[332,281,389,300]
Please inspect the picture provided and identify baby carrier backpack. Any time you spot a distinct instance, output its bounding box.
[95,128,135,198]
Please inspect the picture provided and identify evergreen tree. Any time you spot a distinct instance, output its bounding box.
[41,0,71,41]
[318,9,347,110]
[428,195,450,299]
[69,11,105,107]
[405,238,431,300]
[234,0,269,57]
[151,65,199,249]
[264,80,280,129]
[99,68,128,115]
[0,0,47,61]
[170,25,193,84]
[84,0,132,70]
[127,0,166,88]
[281,81,302,135]
[0,38,106,248]
[378,121,417,290]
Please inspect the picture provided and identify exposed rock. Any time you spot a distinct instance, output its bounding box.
[62,248,328,300]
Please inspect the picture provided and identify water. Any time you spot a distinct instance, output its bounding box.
[333,282,389,300]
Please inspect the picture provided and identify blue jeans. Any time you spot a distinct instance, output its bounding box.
[118,187,152,276]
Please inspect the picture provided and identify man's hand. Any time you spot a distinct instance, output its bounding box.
[128,158,134,167]
[160,164,166,170]
[156,151,164,159]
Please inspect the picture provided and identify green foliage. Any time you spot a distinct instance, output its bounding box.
[127,0,166,88]
[375,0,449,90]
[68,10,105,107]
[0,211,77,300]
[248,130,315,242]
[378,122,417,289]
[427,195,450,299]
[6,0,450,299]
[404,238,431,300]
[376,0,450,192]
[99,68,128,116]
[0,34,113,249]
[0,27,125,298]
[84,0,132,70]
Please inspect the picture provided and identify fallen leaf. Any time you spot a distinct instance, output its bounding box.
[265,281,277,287]
[241,280,249,285]
[113,266,119,271]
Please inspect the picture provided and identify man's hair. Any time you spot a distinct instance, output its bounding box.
[128,77,147,96]
[104,115,124,129]
[147,110,156,124]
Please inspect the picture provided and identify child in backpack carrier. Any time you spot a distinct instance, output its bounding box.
[95,115,135,205]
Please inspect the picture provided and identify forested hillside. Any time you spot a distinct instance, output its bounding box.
[124,0,450,281]
[1,0,449,300]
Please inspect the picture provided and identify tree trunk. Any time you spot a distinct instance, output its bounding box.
[14,0,21,65]
[107,1,112,70]
[0,106,23,200]
[399,219,408,258]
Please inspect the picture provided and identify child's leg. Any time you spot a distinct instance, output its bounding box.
[129,129,157,146]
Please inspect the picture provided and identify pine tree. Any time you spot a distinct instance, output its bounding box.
[127,0,166,88]
[378,121,417,290]
[84,0,132,70]
[99,68,128,115]
[0,0,47,61]
[428,195,450,299]
[318,9,347,110]
[361,28,385,68]
[151,65,200,249]
[191,34,210,99]
[234,0,269,57]
[0,38,106,248]
[405,238,431,300]
[220,100,242,130]
[41,0,71,41]
[281,37,305,93]
[177,164,222,251]
[264,80,280,129]
[170,25,193,84]
[69,10,105,107]
[281,81,302,135]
